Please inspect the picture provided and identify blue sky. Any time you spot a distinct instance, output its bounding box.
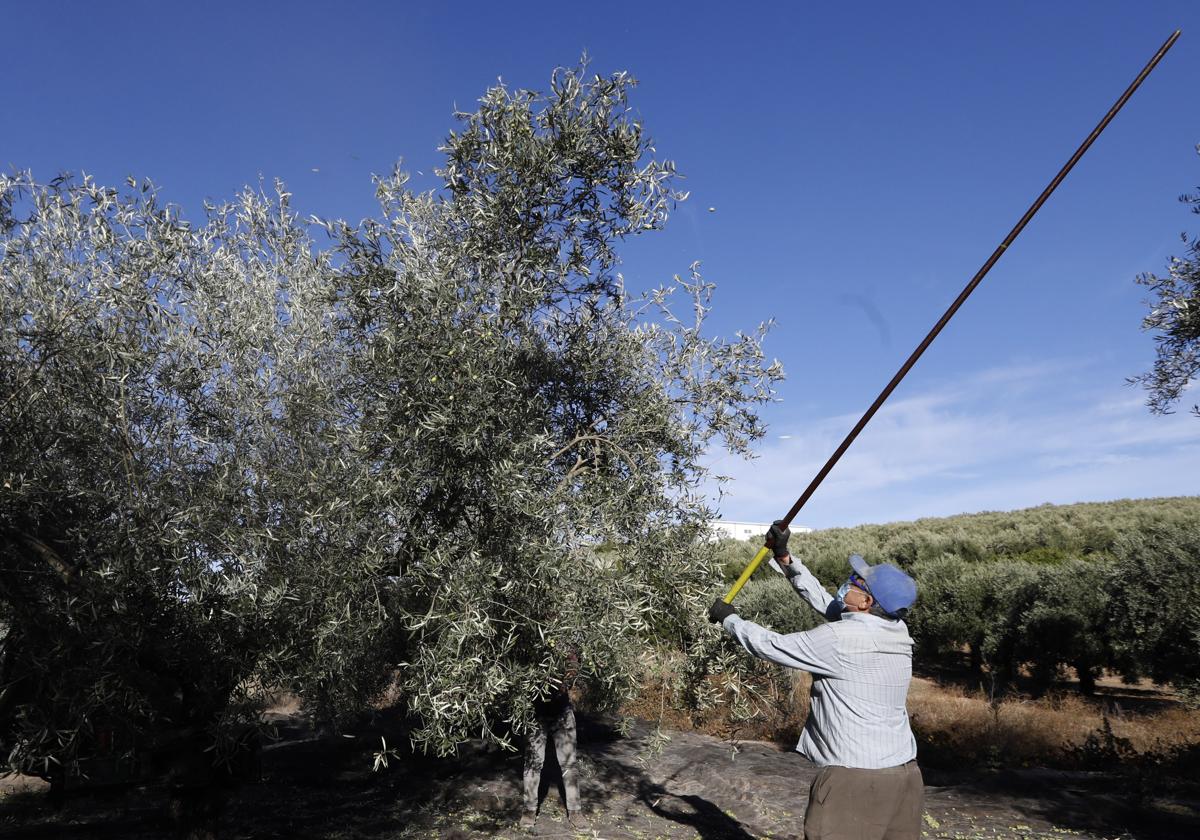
[6,2,1198,528]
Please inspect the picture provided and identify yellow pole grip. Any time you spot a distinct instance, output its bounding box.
[723,545,772,603]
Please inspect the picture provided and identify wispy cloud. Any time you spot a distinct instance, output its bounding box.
[706,358,1200,528]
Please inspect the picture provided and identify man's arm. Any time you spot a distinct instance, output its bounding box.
[720,613,842,677]
[764,521,844,621]
[770,556,844,621]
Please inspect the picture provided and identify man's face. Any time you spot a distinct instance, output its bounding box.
[839,573,873,610]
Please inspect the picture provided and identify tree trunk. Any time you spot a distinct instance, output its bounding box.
[1075,662,1097,695]
[968,643,984,675]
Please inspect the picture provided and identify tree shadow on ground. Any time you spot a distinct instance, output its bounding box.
[635,777,758,840]
[6,710,1198,840]
[1,711,509,839]
[957,766,1200,840]
[578,717,761,840]
[0,711,763,839]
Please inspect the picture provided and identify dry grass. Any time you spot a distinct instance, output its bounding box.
[624,658,1200,774]
[907,676,1200,769]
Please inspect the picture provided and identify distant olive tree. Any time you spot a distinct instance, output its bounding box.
[1134,144,1200,416]
[1013,560,1111,695]
[1106,523,1200,707]
[904,555,961,656]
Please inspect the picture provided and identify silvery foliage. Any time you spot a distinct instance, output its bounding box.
[0,172,360,777]
[1134,144,1200,417]
[327,66,782,754]
[0,64,783,766]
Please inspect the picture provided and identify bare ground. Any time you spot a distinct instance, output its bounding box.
[2,712,1198,840]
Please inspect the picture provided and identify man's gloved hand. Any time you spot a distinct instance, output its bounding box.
[765,520,791,559]
[708,597,737,624]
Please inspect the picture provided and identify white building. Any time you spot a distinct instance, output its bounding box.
[706,520,813,542]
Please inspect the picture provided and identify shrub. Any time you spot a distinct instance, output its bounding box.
[1106,522,1200,704]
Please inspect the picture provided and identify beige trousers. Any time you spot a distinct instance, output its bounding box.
[804,761,923,840]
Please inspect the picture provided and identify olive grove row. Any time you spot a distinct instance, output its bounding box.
[721,497,1200,702]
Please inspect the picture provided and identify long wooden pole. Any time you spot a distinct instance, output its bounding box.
[724,30,1181,604]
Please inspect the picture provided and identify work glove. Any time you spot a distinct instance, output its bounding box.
[765,520,791,559]
[708,597,737,624]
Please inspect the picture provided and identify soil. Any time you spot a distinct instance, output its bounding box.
[2,712,1198,840]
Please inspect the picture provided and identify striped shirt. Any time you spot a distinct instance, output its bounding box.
[721,559,917,769]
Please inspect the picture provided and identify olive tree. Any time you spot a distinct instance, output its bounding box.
[326,66,782,753]
[1,63,783,778]
[1134,144,1200,416]
[0,170,361,811]
[1106,523,1200,706]
[1013,560,1111,695]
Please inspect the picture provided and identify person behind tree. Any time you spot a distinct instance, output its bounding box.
[519,640,584,831]
[708,521,922,840]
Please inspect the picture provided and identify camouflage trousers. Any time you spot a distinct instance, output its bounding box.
[522,705,579,812]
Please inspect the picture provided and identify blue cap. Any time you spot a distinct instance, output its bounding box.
[849,554,917,617]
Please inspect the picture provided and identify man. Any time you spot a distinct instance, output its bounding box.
[519,644,584,831]
[708,522,922,840]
